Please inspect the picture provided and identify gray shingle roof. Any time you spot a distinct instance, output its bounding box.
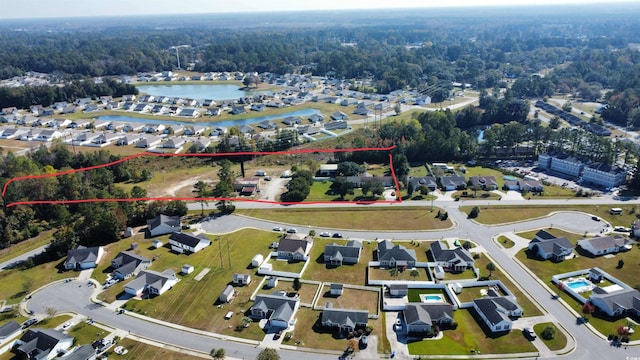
[429,241,474,264]
[321,308,368,328]
[169,232,210,248]
[147,214,180,231]
[65,246,101,267]
[404,303,454,325]
[377,240,417,262]
[472,297,520,326]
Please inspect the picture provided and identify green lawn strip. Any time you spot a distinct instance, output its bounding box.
[267,259,305,273]
[235,207,452,231]
[37,314,73,329]
[474,254,543,317]
[97,229,280,339]
[453,191,502,200]
[460,204,640,225]
[0,229,55,265]
[407,308,537,355]
[533,322,567,351]
[496,235,515,249]
[104,338,205,360]
[516,228,585,243]
[306,181,380,202]
[68,322,109,346]
[516,247,640,338]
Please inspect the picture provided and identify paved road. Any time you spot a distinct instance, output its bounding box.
[0,244,47,271]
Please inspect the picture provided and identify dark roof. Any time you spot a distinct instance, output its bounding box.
[0,320,21,338]
[376,240,417,262]
[112,251,150,276]
[169,232,211,248]
[63,344,96,360]
[472,297,520,326]
[65,246,101,266]
[146,214,180,230]
[429,241,474,264]
[404,303,453,325]
[277,238,310,255]
[18,328,72,359]
[591,288,640,314]
[321,308,368,328]
[252,294,299,322]
[578,236,632,251]
[324,241,362,260]
[534,230,556,240]
[530,236,574,256]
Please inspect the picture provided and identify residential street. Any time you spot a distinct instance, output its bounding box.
[24,196,640,359]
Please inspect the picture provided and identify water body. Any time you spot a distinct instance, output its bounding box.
[136,84,267,100]
[96,108,321,128]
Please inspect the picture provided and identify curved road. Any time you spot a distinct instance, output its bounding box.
[26,198,640,359]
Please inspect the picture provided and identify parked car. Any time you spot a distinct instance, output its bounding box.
[22,318,38,329]
[319,232,331,237]
[523,327,536,340]
[286,228,297,233]
[62,322,72,330]
[272,226,283,232]
[359,335,368,348]
[591,216,601,221]
[274,329,283,340]
[332,233,343,238]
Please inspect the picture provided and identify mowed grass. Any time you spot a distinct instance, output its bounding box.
[516,228,585,243]
[68,321,109,346]
[496,235,515,249]
[516,244,640,337]
[256,279,318,305]
[95,228,281,340]
[533,322,567,351]
[459,204,640,225]
[303,239,374,285]
[407,308,537,355]
[306,181,386,202]
[0,229,55,264]
[316,286,380,314]
[0,258,72,305]
[105,338,206,360]
[235,207,452,231]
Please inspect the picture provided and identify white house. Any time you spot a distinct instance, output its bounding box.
[124,269,178,297]
[63,246,104,270]
[146,214,181,237]
[577,236,633,256]
[168,232,211,254]
[16,329,74,360]
[472,297,522,333]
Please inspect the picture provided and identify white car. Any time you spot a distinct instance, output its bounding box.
[272,226,283,232]
[62,322,72,330]
[319,232,331,237]
[523,327,536,340]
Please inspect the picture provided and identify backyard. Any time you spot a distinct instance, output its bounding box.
[303,239,374,284]
[316,286,380,315]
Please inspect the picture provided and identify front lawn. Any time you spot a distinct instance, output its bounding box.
[533,322,567,351]
[0,259,71,305]
[516,228,584,243]
[369,267,432,282]
[235,207,453,231]
[303,239,373,285]
[105,338,205,360]
[68,321,109,346]
[407,308,536,355]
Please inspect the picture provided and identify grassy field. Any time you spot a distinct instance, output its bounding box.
[94,228,283,340]
[516,228,585,243]
[516,243,640,337]
[303,239,374,285]
[104,338,206,360]
[317,286,379,314]
[0,229,55,264]
[235,207,452,231]
[68,321,109,346]
[256,279,318,305]
[0,257,72,305]
[407,308,537,355]
[459,204,640,225]
[533,322,567,351]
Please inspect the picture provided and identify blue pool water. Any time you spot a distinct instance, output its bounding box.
[503,175,517,181]
[422,294,444,302]
[567,280,589,289]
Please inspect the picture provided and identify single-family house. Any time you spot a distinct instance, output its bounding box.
[324,240,362,266]
[230,106,246,115]
[238,124,254,135]
[16,329,74,360]
[142,124,165,133]
[527,230,574,261]
[180,108,200,117]
[257,120,277,130]
[429,241,474,272]
[353,103,372,115]
[324,120,348,131]
[146,214,181,237]
[183,126,207,136]
[35,129,63,142]
[589,288,640,317]
[519,179,544,193]
[277,234,313,261]
[168,232,211,254]
[251,103,266,112]
[1,107,18,115]
[219,285,235,303]
[135,136,164,148]
[60,344,96,360]
[122,123,145,132]
[233,273,251,286]
[121,94,136,102]
[191,138,212,152]
[318,164,338,177]
[577,235,633,256]
[308,114,325,123]
[282,116,301,126]
[404,303,454,334]
[330,111,348,121]
[376,240,417,269]
[250,293,300,329]
[64,246,104,270]
[321,308,368,334]
[472,296,522,333]
[206,108,222,116]
[468,176,498,191]
[330,283,344,296]
[409,176,438,191]
[163,137,186,149]
[116,134,142,146]
[439,175,467,191]
[346,175,394,188]
[124,269,178,297]
[0,128,27,139]
[111,251,151,280]
[233,177,260,195]
[151,104,169,115]
[133,103,151,113]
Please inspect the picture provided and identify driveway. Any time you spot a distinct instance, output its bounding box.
[261,177,288,201]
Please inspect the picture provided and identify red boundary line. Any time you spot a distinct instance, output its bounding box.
[3,146,401,208]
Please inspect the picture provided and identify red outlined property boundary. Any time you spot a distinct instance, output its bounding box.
[2,146,402,208]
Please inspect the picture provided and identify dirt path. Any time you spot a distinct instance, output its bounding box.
[261,177,288,201]
[148,173,215,198]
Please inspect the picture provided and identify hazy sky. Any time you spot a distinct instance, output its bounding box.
[2,0,636,19]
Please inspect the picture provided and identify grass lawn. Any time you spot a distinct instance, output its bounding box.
[303,239,373,284]
[68,321,109,346]
[533,322,567,351]
[256,279,318,305]
[316,286,379,314]
[267,258,306,273]
[235,207,452,231]
[37,314,73,329]
[407,308,536,355]
[473,254,543,317]
[516,228,585,243]
[0,259,72,306]
[0,229,55,265]
[453,190,502,201]
[516,244,640,337]
[496,236,515,249]
[369,267,432,282]
[306,181,384,202]
[104,338,205,360]
[95,229,282,340]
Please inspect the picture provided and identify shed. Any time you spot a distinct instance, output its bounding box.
[267,276,279,288]
[152,240,163,249]
[251,254,264,268]
[219,284,235,303]
[182,264,194,275]
[259,263,273,272]
[123,227,133,238]
[330,283,344,296]
[451,282,463,294]
[434,265,445,280]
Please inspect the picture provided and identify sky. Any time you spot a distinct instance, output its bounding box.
[2,0,637,19]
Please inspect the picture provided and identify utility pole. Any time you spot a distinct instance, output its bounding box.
[217,236,223,269]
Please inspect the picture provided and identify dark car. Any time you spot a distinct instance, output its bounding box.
[274,329,283,340]
[332,233,343,238]
[22,318,38,329]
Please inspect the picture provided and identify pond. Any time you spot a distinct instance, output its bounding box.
[136,84,268,100]
[95,108,322,128]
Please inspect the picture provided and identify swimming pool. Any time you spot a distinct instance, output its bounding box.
[503,175,517,181]
[564,278,594,293]
[421,294,444,302]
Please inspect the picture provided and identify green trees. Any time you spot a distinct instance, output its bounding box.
[486,262,496,277]
[256,348,280,360]
[330,178,354,200]
[541,325,556,340]
[210,348,226,360]
[212,160,236,214]
[468,206,480,219]
[281,170,314,202]
[194,180,212,215]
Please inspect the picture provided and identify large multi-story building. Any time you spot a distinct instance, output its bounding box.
[581,163,627,189]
